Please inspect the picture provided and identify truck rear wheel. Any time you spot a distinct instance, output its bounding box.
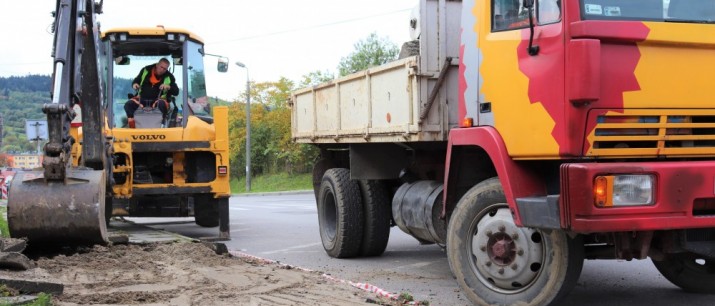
[446,178,584,306]
[194,195,219,228]
[317,168,364,258]
[358,180,391,257]
[652,252,715,293]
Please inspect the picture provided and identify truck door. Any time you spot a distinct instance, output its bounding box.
[478,0,567,159]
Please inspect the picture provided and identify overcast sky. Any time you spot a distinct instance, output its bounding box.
[0,0,416,100]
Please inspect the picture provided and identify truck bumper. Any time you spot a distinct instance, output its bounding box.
[558,161,715,233]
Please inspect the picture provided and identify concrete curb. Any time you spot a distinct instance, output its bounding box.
[231,190,313,197]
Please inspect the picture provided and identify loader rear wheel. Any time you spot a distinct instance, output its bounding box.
[317,168,363,258]
[358,180,391,257]
[652,252,715,293]
[194,195,219,228]
[446,178,584,306]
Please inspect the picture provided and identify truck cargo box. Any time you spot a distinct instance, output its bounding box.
[291,0,462,144]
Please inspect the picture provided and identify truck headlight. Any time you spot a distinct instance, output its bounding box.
[594,174,655,207]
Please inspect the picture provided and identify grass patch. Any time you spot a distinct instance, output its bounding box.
[230,172,312,194]
[0,206,8,238]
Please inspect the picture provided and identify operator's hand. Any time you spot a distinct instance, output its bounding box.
[132,83,140,90]
[159,84,171,91]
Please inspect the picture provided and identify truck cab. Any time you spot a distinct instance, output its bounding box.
[293,0,715,304]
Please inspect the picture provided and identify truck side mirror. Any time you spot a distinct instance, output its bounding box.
[523,0,534,8]
[114,56,130,65]
[217,57,229,73]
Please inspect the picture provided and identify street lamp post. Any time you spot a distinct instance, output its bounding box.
[235,61,251,192]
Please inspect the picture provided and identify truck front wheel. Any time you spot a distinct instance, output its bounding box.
[317,168,364,258]
[446,178,584,306]
[652,252,715,293]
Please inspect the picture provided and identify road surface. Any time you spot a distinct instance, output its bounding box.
[132,193,715,306]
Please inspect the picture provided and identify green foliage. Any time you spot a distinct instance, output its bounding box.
[338,32,399,77]
[0,76,50,154]
[228,77,318,181]
[230,172,312,194]
[0,207,8,238]
[299,70,334,87]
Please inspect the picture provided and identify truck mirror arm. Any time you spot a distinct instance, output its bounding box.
[526,4,539,56]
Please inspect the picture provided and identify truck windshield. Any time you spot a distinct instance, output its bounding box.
[580,0,715,23]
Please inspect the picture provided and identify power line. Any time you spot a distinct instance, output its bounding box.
[207,8,411,46]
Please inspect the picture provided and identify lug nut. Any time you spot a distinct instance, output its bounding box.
[499,225,506,232]
[498,268,505,274]
[511,233,519,240]
[517,249,524,256]
[485,261,492,267]
[480,245,487,252]
[486,230,493,237]
[511,264,518,270]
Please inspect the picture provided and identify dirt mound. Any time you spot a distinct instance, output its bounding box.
[0,242,385,305]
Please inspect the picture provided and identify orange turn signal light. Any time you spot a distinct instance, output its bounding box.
[594,176,613,207]
[461,117,474,128]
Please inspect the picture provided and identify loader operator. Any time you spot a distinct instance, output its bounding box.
[124,58,179,128]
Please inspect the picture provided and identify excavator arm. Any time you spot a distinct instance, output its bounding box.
[7,0,110,246]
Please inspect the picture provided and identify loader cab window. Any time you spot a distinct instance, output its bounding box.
[111,55,184,128]
[185,41,211,118]
[493,0,529,31]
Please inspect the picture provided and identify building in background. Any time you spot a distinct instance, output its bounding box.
[5,154,42,169]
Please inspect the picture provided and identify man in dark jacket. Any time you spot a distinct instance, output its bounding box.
[124,58,179,128]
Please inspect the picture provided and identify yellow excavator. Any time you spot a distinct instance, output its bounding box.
[7,0,231,245]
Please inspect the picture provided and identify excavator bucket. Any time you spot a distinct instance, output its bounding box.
[7,169,108,246]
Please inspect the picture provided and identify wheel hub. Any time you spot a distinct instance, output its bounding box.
[489,233,516,265]
[471,207,544,292]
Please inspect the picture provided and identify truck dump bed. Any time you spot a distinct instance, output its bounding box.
[291,0,462,144]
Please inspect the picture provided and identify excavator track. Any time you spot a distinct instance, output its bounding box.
[7,169,108,246]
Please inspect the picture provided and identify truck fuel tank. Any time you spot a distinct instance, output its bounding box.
[392,180,447,245]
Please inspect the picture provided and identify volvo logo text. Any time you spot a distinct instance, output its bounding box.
[132,134,166,141]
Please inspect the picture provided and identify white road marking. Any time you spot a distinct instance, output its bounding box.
[260,242,322,255]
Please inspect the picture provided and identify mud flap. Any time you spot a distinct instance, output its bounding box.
[7,169,108,246]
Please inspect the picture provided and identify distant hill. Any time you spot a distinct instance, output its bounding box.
[0,75,52,153]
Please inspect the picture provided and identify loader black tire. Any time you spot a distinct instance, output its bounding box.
[652,252,715,293]
[317,168,364,258]
[194,194,220,228]
[358,180,391,257]
[446,177,584,306]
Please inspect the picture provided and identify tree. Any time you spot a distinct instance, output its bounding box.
[337,32,399,77]
[299,70,334,88]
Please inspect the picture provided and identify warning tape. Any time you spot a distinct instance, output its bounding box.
[229,250,421,305]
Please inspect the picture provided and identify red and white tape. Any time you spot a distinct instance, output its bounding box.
[229,250,420,305]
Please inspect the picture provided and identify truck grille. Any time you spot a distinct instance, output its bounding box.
[588,110,715,157]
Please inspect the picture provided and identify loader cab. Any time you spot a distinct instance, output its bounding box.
[101,27,226,129]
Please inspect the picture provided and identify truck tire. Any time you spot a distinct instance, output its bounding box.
[446,177,584,306]
[358,180,391,257]
[652,252,715,293]
[318,168,364,258]
[194,194,219,228]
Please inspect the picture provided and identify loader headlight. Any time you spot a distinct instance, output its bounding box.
[594,174,655,207]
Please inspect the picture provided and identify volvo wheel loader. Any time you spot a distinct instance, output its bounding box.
[8,0,231,246]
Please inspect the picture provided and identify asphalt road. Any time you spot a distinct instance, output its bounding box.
[132,193,715,306]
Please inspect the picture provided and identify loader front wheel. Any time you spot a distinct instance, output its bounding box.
[446,178,584,306]
[317,168,364,258]
[194,195,219,228]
